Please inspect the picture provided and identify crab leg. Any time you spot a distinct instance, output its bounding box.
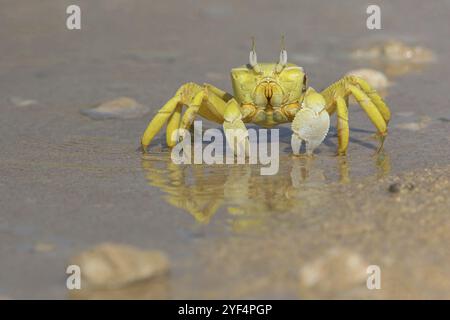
[166,105,182,147]
[204,83,233,102]
[141,96,180,150]
[320,75,391,154]
[175,88,230,146]
[141,83,230,151]
[352,77,391,123]
[348,84,388,153]
[179,88,226,132]
[322,76,390,123]
[177,90,208,140]
[335,96,349,155]
[348,84,387,135]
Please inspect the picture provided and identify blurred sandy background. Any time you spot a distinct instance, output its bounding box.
[1,0,450,299]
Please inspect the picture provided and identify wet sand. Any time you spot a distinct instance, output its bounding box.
[0,0,450,298]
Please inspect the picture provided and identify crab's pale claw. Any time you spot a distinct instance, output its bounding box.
[223,99,250,157]
[290,134,303,156]
[291,88,330,155]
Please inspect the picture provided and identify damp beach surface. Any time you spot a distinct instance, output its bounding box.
[0,0,450,299]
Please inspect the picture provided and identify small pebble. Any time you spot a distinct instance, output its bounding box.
[33,242,55,253]
[388,183,401,193]
[70,243,169,289]
[388,182,414,193]
[346,68,389,91]
[81,97,150,120]
[396,116,431,131]
[10,96,38,107]
[299,248,368,297]
[396,123,422,131]
[351,40,435,63]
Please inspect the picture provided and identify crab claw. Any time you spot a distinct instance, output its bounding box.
[224,122,250,158]
[223,99,250,158]
[291,88,330,155]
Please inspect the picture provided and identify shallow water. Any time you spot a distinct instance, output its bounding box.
[1,0,450,299]
[140,148,391,225]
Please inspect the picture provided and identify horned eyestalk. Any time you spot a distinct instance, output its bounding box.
[279,35,287,66]
[275,35,288,73]
[249,37,261,73]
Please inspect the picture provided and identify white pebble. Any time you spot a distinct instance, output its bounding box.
[81,97,150,120]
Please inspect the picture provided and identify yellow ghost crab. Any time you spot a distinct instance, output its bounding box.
[141,38,390,156]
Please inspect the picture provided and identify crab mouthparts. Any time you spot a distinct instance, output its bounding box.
[264,85,274,100]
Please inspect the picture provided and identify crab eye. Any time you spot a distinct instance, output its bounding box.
[249,37,258,67]
[302,75,308,93]
[249,49,257,67]
[279,49,287,66]
[275,36,288,73]
[248,37,262,73]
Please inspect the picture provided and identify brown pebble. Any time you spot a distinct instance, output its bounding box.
[70,243,169,289]
[81,97,150,120]
[388,183,401,193]
[345,68,389,91]
[388,182,415,193]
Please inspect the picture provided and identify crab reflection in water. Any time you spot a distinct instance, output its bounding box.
[140,150,390,228]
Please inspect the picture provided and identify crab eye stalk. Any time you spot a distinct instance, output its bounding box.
[275,35,287,73]
[279,35,287,65]
[249,37,261,73]
[249,37,257,66]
